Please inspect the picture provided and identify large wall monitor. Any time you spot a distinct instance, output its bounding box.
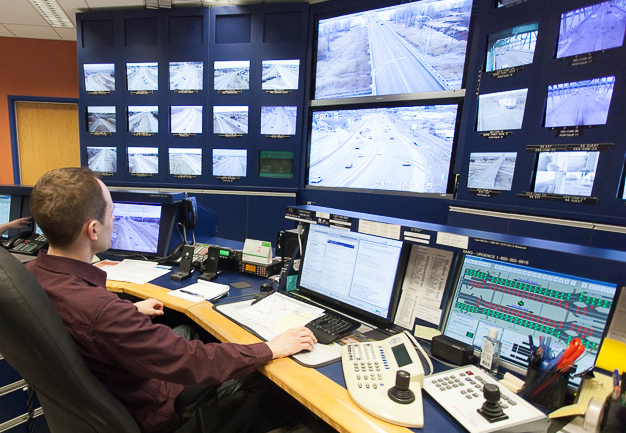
[308,103,459,194]
[313,0,473,100]
[532,151,600,197]
[126,62,158,92]
[441,254,618,386]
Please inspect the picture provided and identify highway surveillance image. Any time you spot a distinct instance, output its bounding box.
[126,62,158,91]
[213,149,247,177]
[87,106,116,133]
[84,63,115,92]
[87,147,117,173]
[545,76,615,128]
[214,60,250,91]
[486,23,538,72]
[111,203,161,254]
[533,151,600,197]
[169,148,202,176]
[169,61,203,91]
[213,106,249,134]
[556,1,626,59]
[468,152,517,191]
[128,106,158,133]
[477,88,528,131]
[171,106,203,134]
[262,59,300,90]
[261,106,297,135]
[315,0,472,99]
[308,104,457,194]
[128,147,159,175]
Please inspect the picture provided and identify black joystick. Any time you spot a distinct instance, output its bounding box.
[477,383,509,423]
[388,370,415,404]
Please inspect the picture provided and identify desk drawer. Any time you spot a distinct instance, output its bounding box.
[0,358,22,388]
[0,382,29,423]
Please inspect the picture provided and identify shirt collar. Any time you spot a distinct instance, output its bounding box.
[35,251,107,288]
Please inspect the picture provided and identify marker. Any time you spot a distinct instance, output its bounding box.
[612,369,621,402]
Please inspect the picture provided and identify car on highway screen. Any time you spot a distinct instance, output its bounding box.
[110,202,162,254]
[213,106,249,135]
[126,62,158,91]
[169,61,203,91]
[476,88,528,132]
[307,104,458,194]
[314,0,472,100]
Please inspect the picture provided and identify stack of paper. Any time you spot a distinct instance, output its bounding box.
[100,259,171,284]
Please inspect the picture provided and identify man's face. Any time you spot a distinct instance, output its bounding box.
[96,180,114,253]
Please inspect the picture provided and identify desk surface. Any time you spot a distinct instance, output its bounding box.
[107,271,465,433]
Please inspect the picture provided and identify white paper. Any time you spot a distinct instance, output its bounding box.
[104,259,171,284]
[242,239,272,265]
[168,281,230,302]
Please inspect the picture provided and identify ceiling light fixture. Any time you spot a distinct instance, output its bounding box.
[27,0,74,28]
[145,0,173,9]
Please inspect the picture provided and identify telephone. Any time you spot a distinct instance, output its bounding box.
[2,231,48,255]
[180,197,197,231]
[341,331,430,428]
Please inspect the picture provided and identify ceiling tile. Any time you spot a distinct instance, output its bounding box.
[0,0,49,26]
[0,24,14,37]
[2,24,62,40]
[55,27,78,41]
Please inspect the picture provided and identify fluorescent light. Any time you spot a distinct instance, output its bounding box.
[145,0,173,8]
[27,0,73,28]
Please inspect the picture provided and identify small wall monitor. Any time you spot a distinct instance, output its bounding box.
[0,194,11,238]
[533,151,600,197]
[214,60,250,91]
[556,1,626,59]
[128,106,158,133]
[169,61,204,91]
[169,148,202,176]
[468,152,517,190]
[171,106,203,134]
[126,62,158,91]
[545,76,615,128]
[259,151,294,178]
[476,88,528,131]
[497,0,527,7]
[261,59,300,91]
[213,149,247,177]
[308,103,459,194]
[87,146,117,173]
[261,106,297,135]
[441,254,618,386]
[87,106,116,133]
[110,202,162,255]
[128,147,159,175]
[314,0,473,100]
[213,106,249,135]
[486,22,538,72]
[84,63,115,92]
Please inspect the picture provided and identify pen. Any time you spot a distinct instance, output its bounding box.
[612,369,621,402]
[180,289,203,298]
[210,292,227,303]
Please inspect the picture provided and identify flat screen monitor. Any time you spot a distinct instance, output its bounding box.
[169,61,203,91]
[556,1,626,59]
[87,146,117,173]
[486,23,538,72]
[169,148,202,176]
[476,88,528,131]
[212,149,247,177]
[308,103,459,194]
[468,152,517,191]
[0,194,11,239]
[110,202,162,255]
[533,151,600,197]
[213,106,249,135]
[441,254,618,387]
[127,147,159,175]
[87,106,116,133]
[128,106,158,133]
[83,63,115,92]
[214,60,250,91]
[261,106,297,135]
[126,62,158,91]
[171,106,203,134]
[545,76,615,128]
[297,224,408,326]
[497,0,527,7]
[261,59,300,91]
[259,150,294,178]
[314,0,473,100]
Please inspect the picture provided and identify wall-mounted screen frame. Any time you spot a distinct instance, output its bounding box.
[532,151,600,197]
[128,147,159,175]
[128,106,159,133]
[477,88,528,132]
[126,62,158,92]
[87,146,117,173]
[467,152,517,191]
[169,61,204,91]
[212,149,247,177]
[486,22,538,72]
[84,63,115,92]
[169,148,202,176]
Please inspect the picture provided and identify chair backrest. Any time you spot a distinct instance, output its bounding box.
[0,248,141,433]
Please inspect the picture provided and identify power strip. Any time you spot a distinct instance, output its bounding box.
[423,365,549,433]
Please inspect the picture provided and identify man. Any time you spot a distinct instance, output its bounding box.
[26,167,317,432]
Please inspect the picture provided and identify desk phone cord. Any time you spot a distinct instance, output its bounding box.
[403,330,434,377]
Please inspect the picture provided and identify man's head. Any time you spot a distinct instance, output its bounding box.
[30,167,113,251]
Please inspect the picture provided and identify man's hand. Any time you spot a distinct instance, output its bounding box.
[266,327,317,359]
[134,298,165,318]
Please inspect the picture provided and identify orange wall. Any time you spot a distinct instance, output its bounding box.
[0,37,78,184]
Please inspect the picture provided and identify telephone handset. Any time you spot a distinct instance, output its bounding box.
[3,231,48,255]
[342,331,430,428]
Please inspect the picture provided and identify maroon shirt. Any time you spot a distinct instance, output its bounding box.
[26,252,272,432]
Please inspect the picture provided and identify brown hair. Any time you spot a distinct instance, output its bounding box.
[30,167,107,249]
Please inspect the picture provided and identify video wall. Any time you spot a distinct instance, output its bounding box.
[77,5,308,190]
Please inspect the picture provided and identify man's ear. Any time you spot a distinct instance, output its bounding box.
[86,219,99,241]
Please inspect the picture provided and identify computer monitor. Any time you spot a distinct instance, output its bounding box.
[441,254,618,386]
[110,202,162,255]
[0,194,11,239]
[87,146,117,173]
[213,106,249,135]
[83,63,115,92]
[262,59,300,91]
[214,60,250,91]
[477,88,528,131]
[297,224,409,327]
[532,151,600,197]
[169,61,203,91]
[126,62,158,92]
[545,77,615,128]
[171,106,203,134]
[467,152,517,191]
[486,23,538,73]
[128,106,158,134]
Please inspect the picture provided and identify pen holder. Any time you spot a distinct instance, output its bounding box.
[522,364,571,409]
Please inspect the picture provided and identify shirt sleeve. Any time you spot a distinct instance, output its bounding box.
[90,296,273,386]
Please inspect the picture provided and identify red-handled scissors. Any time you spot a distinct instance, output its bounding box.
[557,338,584,370]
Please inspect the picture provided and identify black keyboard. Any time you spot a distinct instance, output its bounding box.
[285,292,360,344]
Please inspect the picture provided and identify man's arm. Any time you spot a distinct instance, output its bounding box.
[266,327,317,358]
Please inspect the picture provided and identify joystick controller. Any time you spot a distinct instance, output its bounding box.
[477,383,509,423]
[388,370,415,404]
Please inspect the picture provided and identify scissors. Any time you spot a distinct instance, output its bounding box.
[557,338,585,370]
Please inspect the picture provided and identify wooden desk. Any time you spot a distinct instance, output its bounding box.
[107,280,412,433]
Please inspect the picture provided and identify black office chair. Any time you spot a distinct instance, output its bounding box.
[0,247,219,433]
